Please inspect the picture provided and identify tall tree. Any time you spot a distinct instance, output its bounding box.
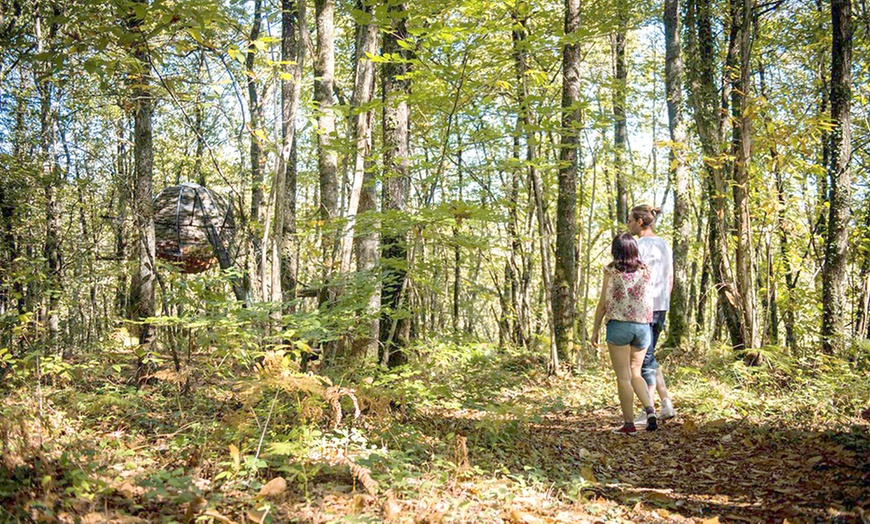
[554,0,580,366]
[342,1,378,361]
[379,1,411,366]
[821,0,852,354]
[612,6,629,225]
[246,0,264,299]
[685,0,746,350]
[35,4,61,349]
[314,0,339,305]
[513,7,559,373]
[728,0,759,353]
[125,0,156,381]
[268,0,305,309]
[663,0,691,348]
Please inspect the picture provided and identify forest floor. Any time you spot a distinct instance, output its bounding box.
[1,342,869,523]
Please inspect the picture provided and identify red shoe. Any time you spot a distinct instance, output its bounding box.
[612,423,637,434]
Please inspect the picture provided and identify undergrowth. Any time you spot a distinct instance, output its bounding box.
[0,336,867,522]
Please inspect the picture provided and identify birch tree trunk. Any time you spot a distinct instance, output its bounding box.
[342,1,378,362]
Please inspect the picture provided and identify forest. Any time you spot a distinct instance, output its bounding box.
[0,0,868,521]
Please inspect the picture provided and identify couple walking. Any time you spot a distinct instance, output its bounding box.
[592,205,677,434]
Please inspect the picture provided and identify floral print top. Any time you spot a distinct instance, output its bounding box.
[604,265,654,324]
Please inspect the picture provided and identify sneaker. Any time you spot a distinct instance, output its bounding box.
[612,423,637,435]
[660,398,676,421]
[646,413,658,431]
[633,412,648,426]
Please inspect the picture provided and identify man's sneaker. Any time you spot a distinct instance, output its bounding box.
[612,423,637,435]
[646,413,658,431]
[660,398,676,421]
[633,412,648,426]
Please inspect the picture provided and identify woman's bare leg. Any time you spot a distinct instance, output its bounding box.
[608,343,636,423]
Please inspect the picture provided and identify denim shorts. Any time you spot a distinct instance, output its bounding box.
[605,320,651,349]
[641,311,667,385]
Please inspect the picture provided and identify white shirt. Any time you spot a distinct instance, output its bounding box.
[637,236,673,312]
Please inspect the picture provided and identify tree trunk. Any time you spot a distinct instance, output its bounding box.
[342,1,378,362]
[126,0,156,382]
[269,0,304,311]
[664,0,691,349]
[339,2,377,275]
[612,11,629,225]
[246,0,264,300]
[729,0,759,354]
[821,0,852,354]
[513,11,559,373]
[554,0,580,367]
[36,9,61,351]
[314,0,339,306]
[380,2,412,366]
[685,0,747,350]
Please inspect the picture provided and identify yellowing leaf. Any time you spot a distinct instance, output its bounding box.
[229,444,240,471]
[258,477,286,499]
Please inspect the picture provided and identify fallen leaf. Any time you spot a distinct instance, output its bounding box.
[580,466,597,483]
[203,510,236,524]
[509,509,545,524]
[352,494,372,513]
[247,507,269,523]
[229,444,240,471]
[696,517,720,524]
[184,496,208,522]
[258,477,286,499]
[681,419,698,434]
[384,490,402,521]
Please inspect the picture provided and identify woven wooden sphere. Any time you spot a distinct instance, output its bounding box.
[153,183,235,274]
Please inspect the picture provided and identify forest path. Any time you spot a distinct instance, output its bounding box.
[277,377,869,523]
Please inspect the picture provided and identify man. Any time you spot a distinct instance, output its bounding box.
[627,204,676,423]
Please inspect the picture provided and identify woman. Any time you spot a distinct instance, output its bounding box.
[592,232,658,434]
[627,205,676,423]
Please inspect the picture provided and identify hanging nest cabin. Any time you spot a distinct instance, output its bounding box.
[154,183,236,274]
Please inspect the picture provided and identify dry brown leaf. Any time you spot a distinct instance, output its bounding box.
[258,477,287,499]
[384,498,403,521]
[247,507,270,523]
[580,466,597,484]
[352,494,372,513]
[184,496,208,522]
[509,510,546,524]
[203,510,236,524]
[116,481,142,499]
[229,444,240,471]
[681,419,698,434]
[696,517,720,524]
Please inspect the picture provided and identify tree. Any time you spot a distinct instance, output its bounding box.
[821,0,852,354]
[380,0,412,367]
[554,0,580,366]
[663,0,691,348]
[314,0,339,306]
[125,0,156,381]
[728,0,759,354]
